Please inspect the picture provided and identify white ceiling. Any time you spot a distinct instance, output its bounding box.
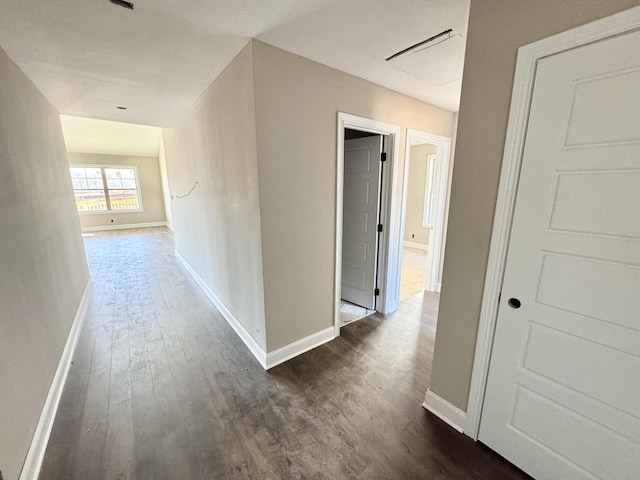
[0,0,469,127]
[61,115,161,157]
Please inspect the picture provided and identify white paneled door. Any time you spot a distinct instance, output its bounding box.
[479,29,640,479]
[341,135,383,310]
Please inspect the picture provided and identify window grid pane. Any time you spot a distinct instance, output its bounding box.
[109,190,140,210]
[107,178,123,189]
[74,190,108,212]
[86,168,102,179]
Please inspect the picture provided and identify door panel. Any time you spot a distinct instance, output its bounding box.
[564,68,640,146]
[509,386,637,480]
[479,28,640,479]
[341,135,383,309]
[549,171,640,238]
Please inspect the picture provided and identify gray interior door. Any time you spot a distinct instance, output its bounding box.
[341,135,383,309]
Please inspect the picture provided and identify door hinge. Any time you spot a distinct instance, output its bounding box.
[374,288,380,296]
[381,152,387,162]
[377,224,383,233]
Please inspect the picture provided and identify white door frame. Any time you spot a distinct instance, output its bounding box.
[400,129,451,293]
[464,5,640,440]
[335,113,401,337]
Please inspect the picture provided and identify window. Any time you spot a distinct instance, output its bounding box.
[422,154,437,227]
[69,165,142,213]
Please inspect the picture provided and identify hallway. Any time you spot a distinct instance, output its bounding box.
[39,228,527,479]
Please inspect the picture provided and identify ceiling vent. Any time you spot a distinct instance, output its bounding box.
[386,29,453,61]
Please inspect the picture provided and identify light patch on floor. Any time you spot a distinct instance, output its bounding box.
[400,246,428,302]
[340,300,375,326]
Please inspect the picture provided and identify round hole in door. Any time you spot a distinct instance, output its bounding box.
[508,298,522,309]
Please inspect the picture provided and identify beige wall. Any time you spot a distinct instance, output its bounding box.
[0,48,89,479]
[431,0,640,411]
[162,43,267,349]
[252,40,454,351]
[67,152,166,229]
[404,144,437,246]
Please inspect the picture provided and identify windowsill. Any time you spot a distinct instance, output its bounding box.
[78,209,144,215]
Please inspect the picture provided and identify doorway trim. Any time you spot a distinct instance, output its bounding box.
[335,113,401,337]
[400,129,451,294]
[464,5,640,440]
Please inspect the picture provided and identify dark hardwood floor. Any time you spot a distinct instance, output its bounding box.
[39,227,528,480]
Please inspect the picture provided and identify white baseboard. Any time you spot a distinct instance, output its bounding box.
[403,241,428,251]
[174,250,268,369]
[266,327,335,369]
[422,388,466,433]
[81,221,168,232]
[20,279,93,480]
[175,250,336,371]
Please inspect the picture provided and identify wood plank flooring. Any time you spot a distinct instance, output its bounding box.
[399,247,428,302]
[39,227,529,480]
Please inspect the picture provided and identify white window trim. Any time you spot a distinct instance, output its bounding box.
[422,153,437,228]
[70,163,144,214]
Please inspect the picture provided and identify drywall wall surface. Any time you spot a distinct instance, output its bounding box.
[404,144,437,246]
[67,152,166,229]
[0,47,89,479]
[162,42,267,349]
[430,0,640,411]
[252,40,454,352]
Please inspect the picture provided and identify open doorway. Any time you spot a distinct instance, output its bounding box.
[398,130,451,304]
[334,113,401,336]
[339,128,386,325]
[59,115,171,234]
[400,143,436,301]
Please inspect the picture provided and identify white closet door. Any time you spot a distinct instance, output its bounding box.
[480,28,640,480]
